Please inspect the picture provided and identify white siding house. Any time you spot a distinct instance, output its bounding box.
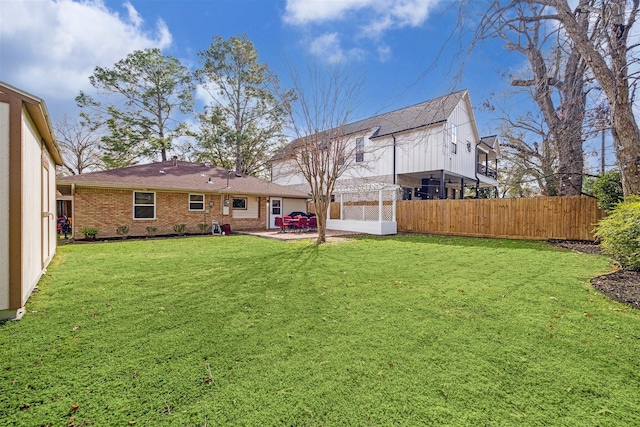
[272,90,500,200]
[0,82,63,320]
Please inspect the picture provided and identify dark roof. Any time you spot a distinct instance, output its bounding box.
[58,160,309,198]
[273,90,468,159]
[480,135,498,149]
[345,90,467,138]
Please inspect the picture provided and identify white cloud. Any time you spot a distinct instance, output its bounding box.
[0,0,171,105]
[377,44,392,62]
[284,0,441,64]
[284,0,374,25]
[284,0,441,37]
[309,33,365,64]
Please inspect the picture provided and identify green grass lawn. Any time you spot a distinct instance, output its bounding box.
[1,234,639,426]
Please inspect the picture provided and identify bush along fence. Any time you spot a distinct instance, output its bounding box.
[326,196,606,241]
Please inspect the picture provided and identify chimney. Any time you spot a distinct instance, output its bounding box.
[204,160,211,167]
[172,155,178,167]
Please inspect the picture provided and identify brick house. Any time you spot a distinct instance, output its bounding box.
[57,160,309,239]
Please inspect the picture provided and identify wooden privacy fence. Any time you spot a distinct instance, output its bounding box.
[321,196,605,240]
[394,196,605,241]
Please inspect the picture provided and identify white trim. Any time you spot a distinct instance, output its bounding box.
[333,182,400,194]
[232,197,247,210]
[133,191,156,220]
[188,193,205,211]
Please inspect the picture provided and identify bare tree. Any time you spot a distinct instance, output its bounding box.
[472,1,590,195]
[547,0,640,195]
[498,112,560,195]
[476,0,640,195]
[276,62,364,244]
[53,114,105,175]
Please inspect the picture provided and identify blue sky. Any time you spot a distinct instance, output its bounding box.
[0,0,612,169]
[0,1,517,131]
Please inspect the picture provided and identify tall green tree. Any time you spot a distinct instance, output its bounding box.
[190,106,234,169]
[194,35,293,177]
[77,48,195,167]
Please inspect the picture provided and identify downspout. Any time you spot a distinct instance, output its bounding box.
[474,142,481,197]
[71,183,76,240]
[392,134,397,185]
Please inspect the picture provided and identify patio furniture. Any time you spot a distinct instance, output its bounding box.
[283,216,294,232]
[295,216,308,232]
[308,216,317,231]
[275,216,289,233]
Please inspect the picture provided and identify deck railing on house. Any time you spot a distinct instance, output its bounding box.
[477,163,498,179]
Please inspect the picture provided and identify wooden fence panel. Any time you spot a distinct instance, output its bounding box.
[392,196,605,241]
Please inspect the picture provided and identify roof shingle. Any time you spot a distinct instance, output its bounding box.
[58,161,309,198]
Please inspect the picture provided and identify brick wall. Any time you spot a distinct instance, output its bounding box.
[73,188,268,239]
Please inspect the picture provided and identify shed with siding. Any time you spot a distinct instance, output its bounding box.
[0,82,63,320]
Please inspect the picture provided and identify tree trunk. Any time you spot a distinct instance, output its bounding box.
[548,0,640,195]
[314,200,328,244]
[610,103,640,194]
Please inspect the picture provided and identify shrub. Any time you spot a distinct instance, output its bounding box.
[116,225,130,238]
[592,170,623,211]
[594,196,640,270]
[198,223,209,234]
[81,227,99,240]
[173,224,187,235]
[146,226,157,236]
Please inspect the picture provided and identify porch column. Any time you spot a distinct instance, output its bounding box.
[339,193,343,220]
[439,170,445,200]
[460,178,465,199]
[392,189,397,222]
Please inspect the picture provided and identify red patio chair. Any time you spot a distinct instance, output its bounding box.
[275,216,285,232]
[283,215,294,232]
[295,216,308,232]
[308,216,317,231]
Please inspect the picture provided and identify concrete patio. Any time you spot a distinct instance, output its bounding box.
[237,228,361,241]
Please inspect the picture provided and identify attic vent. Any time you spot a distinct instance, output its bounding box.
[159,170,166,174]
[200,173,205,177]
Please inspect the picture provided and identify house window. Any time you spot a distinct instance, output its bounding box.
[451,124,458,155]
[356,137,364,162]
[466,141,472,152]
[232,197,247,210]
[189,194,205,211]
[133,191,155,220]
